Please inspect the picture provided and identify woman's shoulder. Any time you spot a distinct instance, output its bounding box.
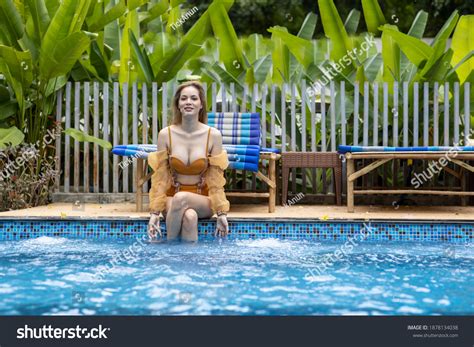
[207,126,223,151]
[157,126,171,148]
[158,126,170,138]
[158,126,171,135]
[207,126,221,136]
[208,126,222,142]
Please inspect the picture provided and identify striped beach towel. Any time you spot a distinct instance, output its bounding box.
[338,145,474,153]
[208,112,261,146]
[112,144,261,171]
[112,112,280,173]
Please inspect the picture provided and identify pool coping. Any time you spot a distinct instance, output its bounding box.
[1,215,474,225]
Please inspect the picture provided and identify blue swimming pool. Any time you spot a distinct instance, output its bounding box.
[0,222,472,315]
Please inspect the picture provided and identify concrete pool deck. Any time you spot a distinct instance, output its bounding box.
[0,203,473,221]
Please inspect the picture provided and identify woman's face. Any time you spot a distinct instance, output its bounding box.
[178,86,202,119]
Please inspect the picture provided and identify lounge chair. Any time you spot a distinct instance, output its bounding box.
[112,112,281,212]
[338,145,474,212]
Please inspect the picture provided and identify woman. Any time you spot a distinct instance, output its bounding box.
[147,81,230,241]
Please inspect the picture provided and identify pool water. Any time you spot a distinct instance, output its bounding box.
[0,236,472,315]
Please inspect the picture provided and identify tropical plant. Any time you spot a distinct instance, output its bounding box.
[269,0,473,150]
[0,143,59,211]
[0,0,93,168]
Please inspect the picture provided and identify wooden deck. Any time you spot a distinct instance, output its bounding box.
[1,203,474,221]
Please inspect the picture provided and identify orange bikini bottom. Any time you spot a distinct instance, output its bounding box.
[166,184,209,197]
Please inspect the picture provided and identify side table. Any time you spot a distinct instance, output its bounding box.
[281,152,342,206]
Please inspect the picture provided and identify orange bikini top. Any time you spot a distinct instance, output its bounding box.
[168,126,211,175]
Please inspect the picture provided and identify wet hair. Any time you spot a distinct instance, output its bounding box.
[171,81,207,125]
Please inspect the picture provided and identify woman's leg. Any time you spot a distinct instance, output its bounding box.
[164,197,177,240]
[181,209,198,241]
[165,192,213,240]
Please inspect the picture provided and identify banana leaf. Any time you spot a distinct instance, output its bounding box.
[252,54,272,85]
[40,0,92,80]
[149,29,174,76]
[344,9,360,35]
[381,25,401,84]
[450,15,474,84]
[244,34,270,64]
[129,29,154,84]
[208,1,245,79]
[361,0,385,35]
[142,0,169,25]
[25,0,51,47]
[64,128,112,150]
[270,26,290,85]
[297,12,318,40]
[119,8,139,85]
[400,10,428,82]
[103,0,122,62]
[267,27,313,69]
[154,10,212,82]
[88,0,127,32]
[379,25,432,68]
[0,126,24,149]
[318,0,353,71]
[0,0,24,49]
[419,11,459,77]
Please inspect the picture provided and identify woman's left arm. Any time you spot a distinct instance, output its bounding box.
[206,128,230,236]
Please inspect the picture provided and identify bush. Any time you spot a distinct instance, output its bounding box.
[0,144,59,212]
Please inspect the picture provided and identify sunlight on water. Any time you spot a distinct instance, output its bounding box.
[0,237,472,315]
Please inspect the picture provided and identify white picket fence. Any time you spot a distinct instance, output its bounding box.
[54,81,472,200]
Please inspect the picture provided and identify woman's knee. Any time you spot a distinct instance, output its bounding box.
[182,209,198,227]
[170,192,191,212]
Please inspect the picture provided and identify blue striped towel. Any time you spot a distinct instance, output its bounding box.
[112,144,260,172]
[207,123,259,130]
[208,112,261,146]
[338,145,474,153]
[112,113,280,173]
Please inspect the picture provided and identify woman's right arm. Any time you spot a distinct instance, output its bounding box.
[148,127,171,214]
[157,127,167,152]
[148,128,171,239]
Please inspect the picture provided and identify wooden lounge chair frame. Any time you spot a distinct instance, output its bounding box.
[344,151,474,212]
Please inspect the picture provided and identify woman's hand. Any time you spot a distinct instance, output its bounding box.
[148,213,162,240]
[215,214,229,237]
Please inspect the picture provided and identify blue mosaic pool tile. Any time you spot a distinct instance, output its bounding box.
[0,219,472,243]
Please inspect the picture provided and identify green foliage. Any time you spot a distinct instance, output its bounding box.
[0,0,93,210]
[64,128,112,150]
[450,15,474,84]
[0,144,59,212]
[361,0,386,35]
[0,126,24,149]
